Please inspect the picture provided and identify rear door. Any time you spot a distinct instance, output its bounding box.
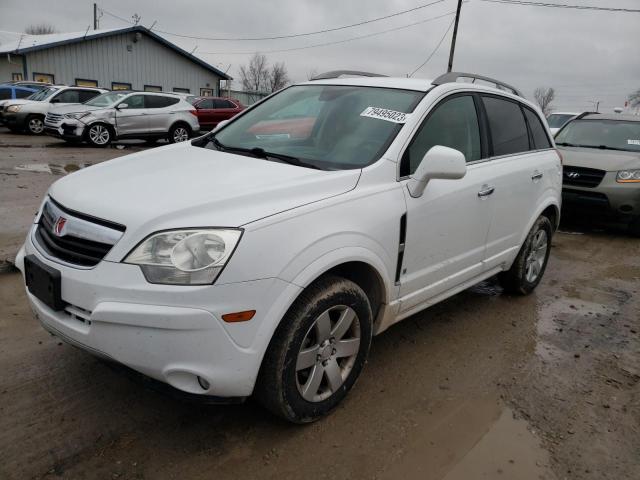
[114,94,148,136]
[398,94,495,313]
[195,98,215,129]
[144,95,180,134]
[480,95,555,270]
[212,99,238,126]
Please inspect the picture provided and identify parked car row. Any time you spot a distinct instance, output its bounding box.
[0,81,245,145]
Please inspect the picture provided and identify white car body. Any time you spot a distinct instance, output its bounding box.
[16,76,562,402]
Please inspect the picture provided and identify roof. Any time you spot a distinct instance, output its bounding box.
[582,113,640,122]
[303,77,435,92]
[0,26,231,80]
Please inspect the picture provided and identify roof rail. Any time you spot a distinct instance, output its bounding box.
[311,70,388,80]
[573,111,599,120]
[432,72,523,97]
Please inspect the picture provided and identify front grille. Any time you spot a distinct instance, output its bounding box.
[35,199,125,267]
[45,113,63,124]
[563,166,606,188]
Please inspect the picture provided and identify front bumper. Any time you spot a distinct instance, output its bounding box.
[2,111,25,128]
[562,172,640,220]
[44,118,86,139]
[16,229,301,397]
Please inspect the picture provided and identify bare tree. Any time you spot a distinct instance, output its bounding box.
[306,68,319,81]
[628,89,640,108]
[239,53,269,93]
[534,87,556,116]
[268,62,290,93]
[24,23,57,35]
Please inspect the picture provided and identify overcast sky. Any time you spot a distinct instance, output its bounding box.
[1,0,638,112]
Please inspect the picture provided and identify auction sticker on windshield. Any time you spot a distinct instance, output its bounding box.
[628,139,640,146]
[360,107,410,124]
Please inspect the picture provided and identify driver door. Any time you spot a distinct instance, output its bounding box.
[114,94,148,136]
[398,94,495,313]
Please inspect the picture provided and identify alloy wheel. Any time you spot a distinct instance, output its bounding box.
[89,125,110,145]
[29,118,44,134]
[525,229,548,283]
[296,305,361,402]
[173,127,189,142]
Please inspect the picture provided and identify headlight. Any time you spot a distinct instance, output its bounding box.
[124,229,242,285]
[616,169,640,183]
[64,112,90,119]
[6,105,22,113]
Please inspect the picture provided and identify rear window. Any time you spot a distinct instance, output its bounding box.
[145,95,180,108]
[523,108,552,149]
[482,96,530,156]
[79,90,101,103]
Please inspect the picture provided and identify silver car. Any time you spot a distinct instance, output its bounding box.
[44,91,200,146]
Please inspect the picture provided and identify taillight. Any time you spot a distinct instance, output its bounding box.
[189,109,198,116]
[555,148,563,165]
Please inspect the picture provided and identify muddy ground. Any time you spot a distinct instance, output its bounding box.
[0,127,639,479]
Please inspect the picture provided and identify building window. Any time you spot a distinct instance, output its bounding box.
[112,82,132,91]
[200,88,213,97]
[33,72,54,83]
[144,85,162,92]
[76,78,98,87]
[12,73,23,81]
[173,87,190,94]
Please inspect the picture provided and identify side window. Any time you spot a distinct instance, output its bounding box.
[79,90,100,103]
[523,107,552,150]
[482,96,530,156]
[198,99,214,109]
[402,95,481,176]
[0,88,11,100]
[124,95,145,108]
[15,88,35,99]
[145,96,180,108]
[213,99,232,109]
[53,89,81,103]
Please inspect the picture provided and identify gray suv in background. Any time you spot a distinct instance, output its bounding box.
[44,91,200,146]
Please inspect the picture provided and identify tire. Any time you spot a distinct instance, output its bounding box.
[499,215,553,295]
[26,115,45,135]
[629,216,640,238]
[168,123,191,143]
[256,275,373,423]
[85,123,112,147]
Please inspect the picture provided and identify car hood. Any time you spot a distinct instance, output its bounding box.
[49,142,360,239]
[2,99,37,107]
[559,146,640,171]
[49,104,105,115]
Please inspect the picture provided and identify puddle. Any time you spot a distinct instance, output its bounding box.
[380,396,554,480]
[14,163,93,175]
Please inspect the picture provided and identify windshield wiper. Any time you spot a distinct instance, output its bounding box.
[209,137,320,170]
[556,142,631,152]
[555,142,578,147]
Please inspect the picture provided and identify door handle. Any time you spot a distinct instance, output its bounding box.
[477,185,495,197]
[531,171,543,181]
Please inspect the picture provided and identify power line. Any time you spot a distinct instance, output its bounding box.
[100,0,448,41]
[198,12,456,55]
[409,18,456,77]
[478,0,640,13]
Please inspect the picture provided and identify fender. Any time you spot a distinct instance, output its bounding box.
[519,193,561,247]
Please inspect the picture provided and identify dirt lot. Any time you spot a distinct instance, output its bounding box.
[0,127,639,480]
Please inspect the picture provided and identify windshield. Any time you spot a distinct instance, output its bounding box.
[547,114,576,128]
[28,87,59,102]
[85,92,129,107]
[555,119,640,152]
[206,85,424,170]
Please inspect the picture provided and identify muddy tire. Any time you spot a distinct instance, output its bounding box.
[499,215,553,295]
[255,275,372,423]
[26,115,45,135]
[168,123,191,143]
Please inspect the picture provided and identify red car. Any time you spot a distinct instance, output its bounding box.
[190,97,245,130]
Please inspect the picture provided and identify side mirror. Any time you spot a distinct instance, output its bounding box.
[407,145,467,198]
[116,103,129,110]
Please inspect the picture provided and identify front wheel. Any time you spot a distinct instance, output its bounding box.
[26,115,45,135]
[168,124,191,143]
[86,123,112,147]
[499,215,553,294]
[256,275,372,423]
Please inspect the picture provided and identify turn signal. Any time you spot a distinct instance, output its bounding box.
[222,310,256,322]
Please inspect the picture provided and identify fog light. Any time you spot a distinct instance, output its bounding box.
[197,376,210,390]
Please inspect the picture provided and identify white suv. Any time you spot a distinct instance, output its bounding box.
[16,72,561,423]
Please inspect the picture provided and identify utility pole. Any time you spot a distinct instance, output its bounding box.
[447,0,463,73]
[93,3,98,30]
